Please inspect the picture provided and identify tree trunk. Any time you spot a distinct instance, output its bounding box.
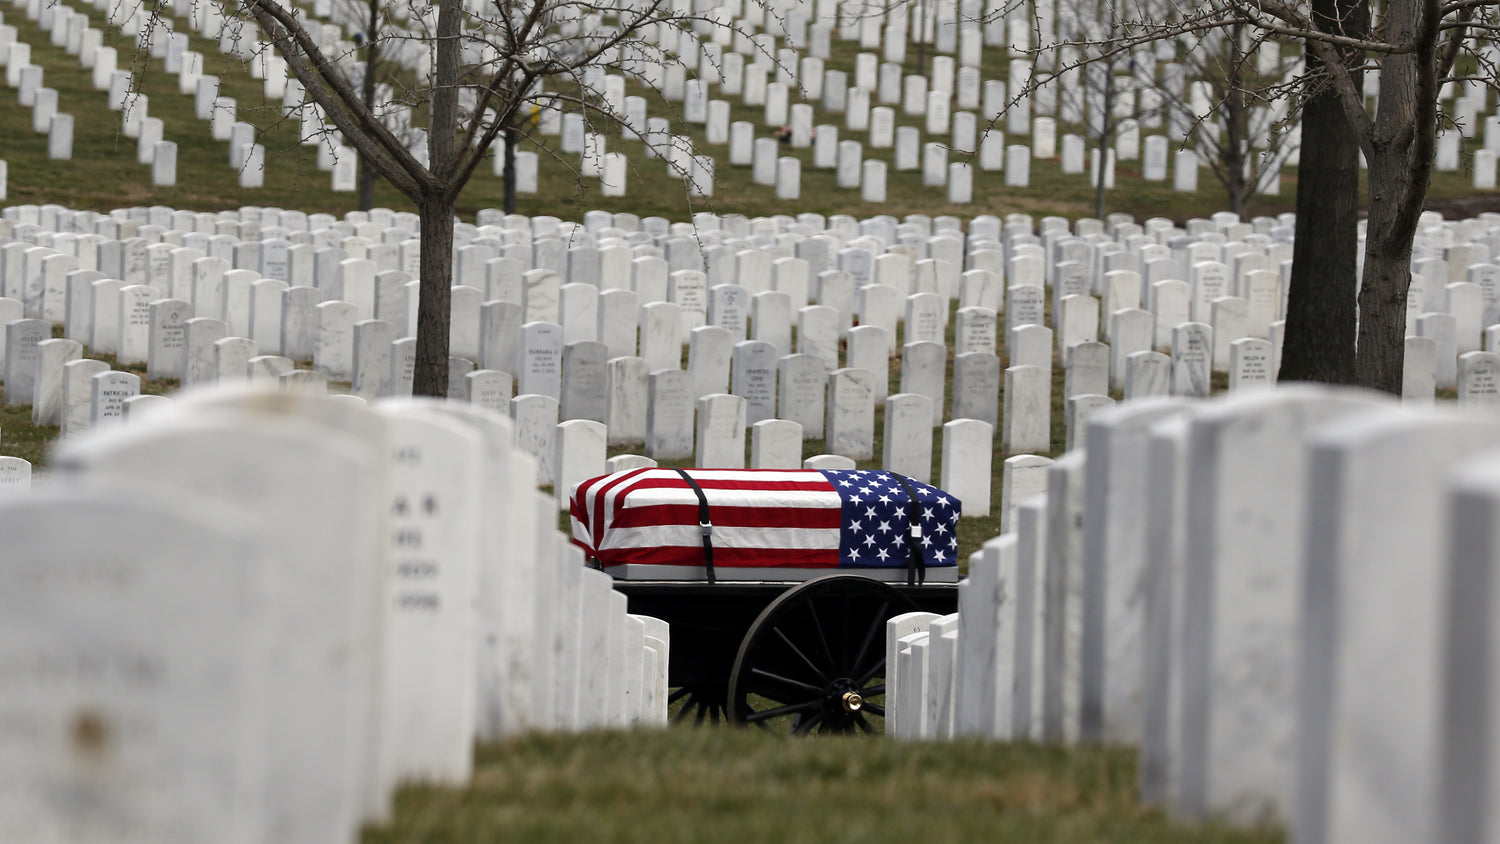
[413,194,454,398]
[503,122,518,215]
[357,0,380,212]
[1222,24,1249,217]
[1352,0,1438,395]
[1276,0,1366,385]
[408,0,462,398]
[1355,175,1416,395]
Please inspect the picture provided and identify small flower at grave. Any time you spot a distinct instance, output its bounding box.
[775,125,792,143]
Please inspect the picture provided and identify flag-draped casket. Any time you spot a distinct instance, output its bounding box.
[569,468,962,582]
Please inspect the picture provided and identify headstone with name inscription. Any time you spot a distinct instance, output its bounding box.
[1228,337,1274,391]
[3,318,50,406]
[116,284,160,365]
[1171,323,1212,398]
[518,322,563,399]
[89,369,140,427]
[464,370,513,415]
[146,297,192,380]
[731,340,778,425]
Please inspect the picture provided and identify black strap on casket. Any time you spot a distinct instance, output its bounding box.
[674,468,716,584]
[888,473,927,587]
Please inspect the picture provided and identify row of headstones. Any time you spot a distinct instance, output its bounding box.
[660,0,1308,183]
[0,384,670,842]
[0,276,1279,468]
[8,196,1497,414]
[2,7,80,162]
[0,201,1287,306]
[3,0,354,191]
[0,200,1298,372]
[886,386,1500,842]
[4,0,203,183]
[12,200,1500,409]
[628,0,1259,163]
[533,22,1240,199]
[560,0,1497,197]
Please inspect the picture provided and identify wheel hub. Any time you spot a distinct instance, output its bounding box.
[826,678,864,717]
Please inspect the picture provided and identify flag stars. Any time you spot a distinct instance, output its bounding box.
[878,520,892,534]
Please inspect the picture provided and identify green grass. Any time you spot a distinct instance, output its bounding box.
[361,729,1280,843]
[4,2,1496,225]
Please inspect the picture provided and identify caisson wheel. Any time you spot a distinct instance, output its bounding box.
[727,575,918,735]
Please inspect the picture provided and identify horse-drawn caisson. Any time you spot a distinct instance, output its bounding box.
[570,467,962,734]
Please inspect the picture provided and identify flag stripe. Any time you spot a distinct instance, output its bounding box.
[600,524,841,552]
[610,504,842,531]
[594,545,841,567]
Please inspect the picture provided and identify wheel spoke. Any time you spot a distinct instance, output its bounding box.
[693,700,708,726]
[849,599,890,679]
[856,656,887,688]
[805,599,839,675]
[773,626,833,685]
[791,710,825,735]
[853,713,877,734]
[859,683,885,697]
[744,700,821,723]
[667,687,692,704]
[749,666,824,696]
[862,702,885,717]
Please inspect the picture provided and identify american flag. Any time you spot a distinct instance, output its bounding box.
[569,468,961,571]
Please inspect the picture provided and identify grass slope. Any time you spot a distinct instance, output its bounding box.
[362,728,1281,843]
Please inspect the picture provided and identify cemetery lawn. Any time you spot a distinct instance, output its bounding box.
[5,1,1499,227]
[363,728,1280,843]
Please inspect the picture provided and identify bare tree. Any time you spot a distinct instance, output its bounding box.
[1011,0,1493,392]
[1161,22,1302,216]
[204,0,744,396]
[1023,2,1300,218]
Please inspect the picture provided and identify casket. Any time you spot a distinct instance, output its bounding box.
[569,468,962,583]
